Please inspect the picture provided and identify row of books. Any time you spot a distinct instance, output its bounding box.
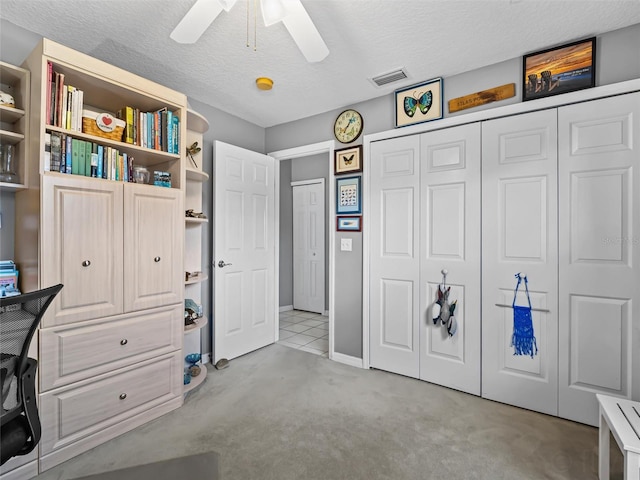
[46,62,180,154]
[117,106,180,154]
[46,61,84,132]
[46,131,136,182]
[0,260,20,298]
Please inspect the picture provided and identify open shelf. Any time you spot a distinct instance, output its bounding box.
[0,181,27,191]
[0,105,26,123]
[185,167,209,182]
[185,217,208,225]
[0,129,24,144]
[186,109,209,134]
[185,273,208,285]
[183,368,206,393]
[184,316,208,333]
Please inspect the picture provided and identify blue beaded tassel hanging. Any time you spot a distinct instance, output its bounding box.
[511,273,538,358]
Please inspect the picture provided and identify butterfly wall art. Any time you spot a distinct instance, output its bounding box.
[395,78,443,128]
[334,145,363,175]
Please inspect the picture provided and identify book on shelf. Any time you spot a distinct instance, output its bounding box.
[65,134,72,173]
[71,138,80,175]
[97,144,104,179]
[92,143,100,178]
[50,132,62,172]
[84,140,93,177]
[118,106,135,144]
[44,133,51,171]
[46,61,53,126]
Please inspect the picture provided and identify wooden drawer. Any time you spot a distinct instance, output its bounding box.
[39,351,182,456]
[40,304,182,391]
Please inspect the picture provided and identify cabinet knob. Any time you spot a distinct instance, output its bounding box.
[120,339,128,346]
[154,256,161,262]
[82,260,91,267]
[119,393,127,400]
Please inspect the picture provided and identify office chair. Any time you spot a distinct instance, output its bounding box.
[1,284,63,466]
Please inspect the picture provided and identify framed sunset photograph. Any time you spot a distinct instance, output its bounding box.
[523,37,596,101]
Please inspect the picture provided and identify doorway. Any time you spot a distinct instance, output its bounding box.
[292,179,325,314]
[270,141,336,358]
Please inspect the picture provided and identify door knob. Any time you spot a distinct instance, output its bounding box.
[218,260,232,268]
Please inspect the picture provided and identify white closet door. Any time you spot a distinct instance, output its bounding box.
[292,180,325,314]
[481,109,559,415]
[558,92,640,426]
[369,135,421,378]
[419,123,481,395]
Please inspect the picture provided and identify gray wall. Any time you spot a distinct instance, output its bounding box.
[279,159,293,307]
[265,23,640,360]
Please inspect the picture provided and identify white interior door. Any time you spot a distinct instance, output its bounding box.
[214,141,275,362]
[369,135,421,378]
[558,92,640,425]
[292,180,325,314]
[419,123,481,395]
[481,109,559,415]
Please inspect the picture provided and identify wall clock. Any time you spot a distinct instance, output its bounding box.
[334,109,363,143]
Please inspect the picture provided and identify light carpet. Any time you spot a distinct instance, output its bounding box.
[35,344,622,480]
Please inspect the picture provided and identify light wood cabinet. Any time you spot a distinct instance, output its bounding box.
[41,174,124,326]
[183,109,209,393]
[14,38,187,473]
[0,61,29,191]
[124,183,184,312]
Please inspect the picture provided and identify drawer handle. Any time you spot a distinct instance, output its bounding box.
[82,260,91,267]
[154,256,161,262]
[120,339,128,346]
[119,393,127,400]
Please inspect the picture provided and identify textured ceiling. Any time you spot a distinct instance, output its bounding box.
[1,0,640,127]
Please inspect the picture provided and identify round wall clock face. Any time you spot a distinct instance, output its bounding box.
[334,109,363,143]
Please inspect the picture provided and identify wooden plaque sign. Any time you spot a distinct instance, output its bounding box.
[448,83,516,113]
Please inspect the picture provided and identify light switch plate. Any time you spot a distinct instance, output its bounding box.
[340,238,352,251]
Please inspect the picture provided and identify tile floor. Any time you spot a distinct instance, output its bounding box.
[277,309,329,357]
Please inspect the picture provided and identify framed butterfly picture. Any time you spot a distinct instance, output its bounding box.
[394,77,443,128]
[335,145,363,176]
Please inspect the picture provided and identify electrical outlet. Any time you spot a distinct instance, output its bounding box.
[340,238,352,252]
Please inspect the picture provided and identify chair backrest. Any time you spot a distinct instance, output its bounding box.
[1,284,63,416]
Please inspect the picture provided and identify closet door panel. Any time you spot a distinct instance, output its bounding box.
[558,92,640,426]
[369,136,420,378]
[419,123,481,395]
[481,109,558,415]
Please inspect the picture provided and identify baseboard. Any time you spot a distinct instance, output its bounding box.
[330,352,364,369]
[279,305,293,312]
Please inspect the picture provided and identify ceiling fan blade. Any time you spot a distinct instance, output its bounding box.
[170,0,224,44]
[281,0,329,63]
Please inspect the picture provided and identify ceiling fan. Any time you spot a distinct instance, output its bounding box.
[170,0,329,63]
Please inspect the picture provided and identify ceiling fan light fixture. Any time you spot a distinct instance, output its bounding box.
[260,0,288,26]
[256,77,274,90]
[217,0,238,12]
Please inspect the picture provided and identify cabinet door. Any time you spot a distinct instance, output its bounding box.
[369,135,421,378]
[481,109,559,415]
[123,184,183,312]
[558,92,640,425]
[41,175,123,327]
[419,123,481,395]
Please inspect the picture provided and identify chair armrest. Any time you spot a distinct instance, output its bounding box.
[16,358,40,455]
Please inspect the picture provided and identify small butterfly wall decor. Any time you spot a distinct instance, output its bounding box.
[334,145,363,176]
[395,78,443,128]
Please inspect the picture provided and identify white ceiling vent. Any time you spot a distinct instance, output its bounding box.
[370,68,408,87]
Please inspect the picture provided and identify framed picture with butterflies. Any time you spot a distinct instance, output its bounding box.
[395,77,443,128]
[334,145,363,176]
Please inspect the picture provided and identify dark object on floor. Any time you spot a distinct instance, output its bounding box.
[70,451,219,480]
[215,358,229,370]
[1,284,63,466]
